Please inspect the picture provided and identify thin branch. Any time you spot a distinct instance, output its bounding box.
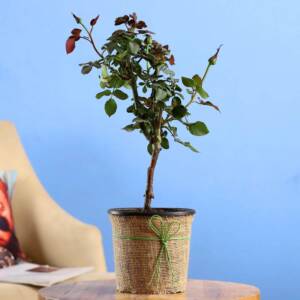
[80,36,90,42]
[201,63,211,83]
[185,91,197,108]
[144,108,163,210]
[80,22,104,59]
[128,59,140,103]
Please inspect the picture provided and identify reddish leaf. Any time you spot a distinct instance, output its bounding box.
[66,36,76,54]
[90,15,100,26]
[72,13,81,24]
[136,21,147,29]
[71,28,81,37]
[71,28,81,41]
[200,100,220,112]
[169,54,175,65]
[115,15,129,25]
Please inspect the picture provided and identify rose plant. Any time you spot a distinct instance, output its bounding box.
[66,12,221,294]
[66,12,221,210]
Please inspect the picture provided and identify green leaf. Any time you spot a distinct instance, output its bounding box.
[100,81,107,89]
[101,65,108,78]
[172,105,188,119]
[105,98,117,117]
[109,76,124,88]
[141,123,153,140]
[175,85,182,92]
[113,89,128,100]
[81,65,92,75]
[174,138,199,153]
[181,77,194,87]
[192,74,202,86]
[123,124,138,132]
[147,143,154,155]
[132,117,148,124]
[142,85,147,93]
[196,86,209,99]
[188,121,209,136]
[127,105,135,113]
[172,96,181,107]
[115,50,128,61]
[123,81,131,89]
[129,41,140,54]
[96,90,111,99]
[157,101,166,109]
[199,100,220,112]
[161,137,169,149]
[155,88,168,101]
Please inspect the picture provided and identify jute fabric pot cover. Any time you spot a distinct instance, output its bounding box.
[110,214,194,294]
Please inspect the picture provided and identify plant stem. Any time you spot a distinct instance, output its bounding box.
[202,63,211,83]
[144,109,162,210]
[144,146,160,210]
[130,64,139,102]
[80,23,104,59]
[185,91,197,108]
[185,62,212,109]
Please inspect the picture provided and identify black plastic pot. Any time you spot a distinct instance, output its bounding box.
[108,207,196,217]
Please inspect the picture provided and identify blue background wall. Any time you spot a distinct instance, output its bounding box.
[1,1,300,299]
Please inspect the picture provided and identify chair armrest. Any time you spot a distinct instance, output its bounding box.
[0,122,107,272]
[15,190,107,272]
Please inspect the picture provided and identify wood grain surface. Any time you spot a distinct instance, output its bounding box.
[39,279,260,300]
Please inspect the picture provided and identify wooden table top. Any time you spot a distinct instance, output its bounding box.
[39,279,260,300]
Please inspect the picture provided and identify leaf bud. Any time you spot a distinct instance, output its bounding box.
[72,13,81,24]
[208,44,223,65]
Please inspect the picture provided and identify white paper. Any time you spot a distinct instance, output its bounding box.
[0,262,94,287]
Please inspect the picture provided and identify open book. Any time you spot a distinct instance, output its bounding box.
[0,262,93,287]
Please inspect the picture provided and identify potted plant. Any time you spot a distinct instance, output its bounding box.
[66,12,221,294]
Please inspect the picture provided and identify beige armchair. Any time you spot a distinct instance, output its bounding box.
[0,121,114,299]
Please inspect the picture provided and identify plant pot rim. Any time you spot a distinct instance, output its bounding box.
[108,207,196,216]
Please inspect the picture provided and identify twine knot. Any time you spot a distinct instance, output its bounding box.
[162,240,168,247]
[147,215,183,287]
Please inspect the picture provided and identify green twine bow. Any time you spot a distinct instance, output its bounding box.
[114,215,190,288]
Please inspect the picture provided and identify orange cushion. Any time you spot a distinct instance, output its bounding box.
[0,171,24,260]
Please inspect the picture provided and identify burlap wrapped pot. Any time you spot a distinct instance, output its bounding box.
[109,208,195,294]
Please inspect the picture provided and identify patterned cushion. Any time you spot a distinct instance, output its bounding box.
[0,246,15,268]
[0,171,24,259]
